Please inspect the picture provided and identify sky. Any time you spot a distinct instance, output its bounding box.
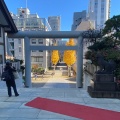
[4,0,120,31]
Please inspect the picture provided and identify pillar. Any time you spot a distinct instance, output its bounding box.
[24,37,32,87]
[76,36,83,88]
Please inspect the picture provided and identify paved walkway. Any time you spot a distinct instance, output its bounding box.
[0,72,120,120]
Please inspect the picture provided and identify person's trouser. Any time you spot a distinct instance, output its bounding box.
[6,80,18,96]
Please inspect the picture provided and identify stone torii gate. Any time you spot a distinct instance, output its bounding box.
[8,30,101,88]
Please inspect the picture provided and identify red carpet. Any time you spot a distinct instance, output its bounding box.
[25,97,120,120]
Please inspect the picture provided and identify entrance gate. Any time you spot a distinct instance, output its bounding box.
[8,31,84,88]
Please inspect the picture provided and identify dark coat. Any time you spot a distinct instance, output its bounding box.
[4,65,16,81]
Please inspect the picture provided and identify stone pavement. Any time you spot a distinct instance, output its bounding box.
[0,72,120,120]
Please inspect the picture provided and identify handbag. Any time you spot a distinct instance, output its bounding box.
[13,71,19,79]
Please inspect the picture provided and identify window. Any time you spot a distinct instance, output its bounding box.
[31,39,36,44]
[94,0,98,13]
[38,39,43,44]
[101,7,104,11]
[95,2,98,5]
[19,47,22,52]
[95,0,98,5]
[18,39,21,44]
[101,0,104,7]
[39,50,43,52]
[32,50,36,52]
[31,56,43,62]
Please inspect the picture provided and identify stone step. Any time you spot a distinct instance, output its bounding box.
[88,86,120,98]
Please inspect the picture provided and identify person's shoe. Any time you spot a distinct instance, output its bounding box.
[9,95,12,97]
[15,94,19,97]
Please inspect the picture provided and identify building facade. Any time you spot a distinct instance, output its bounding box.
[48,16,61,44]
[48,16,61,65]
[71,10,87,31]
[57,40,67,62]
[88,0,111,29]
[48,16,60,31]
[8,8,52,70]
[0,0,18,65]
[71,9,95,73]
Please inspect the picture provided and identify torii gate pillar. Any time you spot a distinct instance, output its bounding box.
[76,36,83,88]
[24,37,32,87]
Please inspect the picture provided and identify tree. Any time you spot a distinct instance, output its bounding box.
[87,37,115,51]
[103,15,120,35]
[85,15,120,78]
[51,43,60,71]
[103,15,120,46]
[63,38,76,76]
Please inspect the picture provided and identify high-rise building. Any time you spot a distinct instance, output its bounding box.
[88,0,111,29]
[48,16,62,65]
[8,8,52,70]
[71,10,87,31]
[71,10,95,73]
[48,16,60,31]
[48,16,61,44]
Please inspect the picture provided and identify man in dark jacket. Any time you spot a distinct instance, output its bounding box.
[4,62,19,97]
